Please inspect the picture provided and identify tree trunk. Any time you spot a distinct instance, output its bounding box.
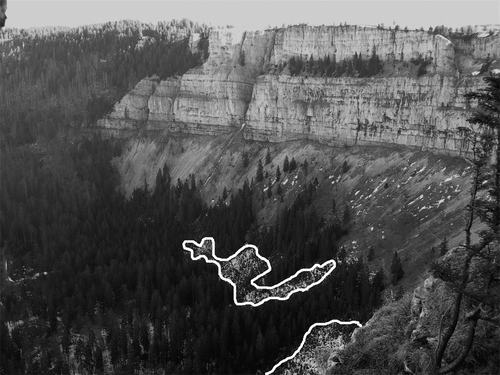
[437,307,481,374]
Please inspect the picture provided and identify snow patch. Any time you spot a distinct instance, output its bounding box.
[408,194,424,205]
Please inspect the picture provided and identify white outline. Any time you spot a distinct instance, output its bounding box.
[182,237,363,374]
[265,319,362,375]
[182,237,337,307]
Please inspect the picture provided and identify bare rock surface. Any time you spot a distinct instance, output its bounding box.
[97,26,499,154]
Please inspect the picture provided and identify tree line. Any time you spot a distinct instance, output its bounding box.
[278,48,383,78]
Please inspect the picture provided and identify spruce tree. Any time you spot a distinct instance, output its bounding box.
[277,184,282,196]
[265,149,271,165]
[367,246,375,261]
[283,156,290,172]
[256,159,264,182]
[342,204,350,226]
[302,159,309,175]
[390,251,404,284]
[342,160,349,174]
[276,166,281,181]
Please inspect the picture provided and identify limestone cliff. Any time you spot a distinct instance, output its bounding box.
[245,74,483,155]
[172,28,275,131]
[147,78,180,128]
[271,25,455,74]
[99,76,158,130]
[97,25,499,155]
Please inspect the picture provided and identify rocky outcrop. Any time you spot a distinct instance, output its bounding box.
[99,76,158,130]
[335,241,500,374]
[147,78,180,128]
[453,30,500,60]
[97,25,499,155]
[244,74,483,155]
[171,28,275,130]
[272,25,455,74]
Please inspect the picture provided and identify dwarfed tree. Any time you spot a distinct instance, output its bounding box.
[265,149,271,165]
[256,159,264,182]
[432,76,500,374]
[390,251,404,285]
[283,155,290,172]
[276,183,283,196]
[367,246,375,261]
[302,159,309,175]
[342,160,350,174]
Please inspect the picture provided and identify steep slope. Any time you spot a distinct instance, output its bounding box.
[331,242,500,375]
[114,133,480,287]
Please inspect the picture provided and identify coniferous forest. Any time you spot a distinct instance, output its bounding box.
[0,19,209,146]
[0,20,386,374]
[0,135,386,374]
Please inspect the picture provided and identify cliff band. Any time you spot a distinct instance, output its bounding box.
[98,25,500,155]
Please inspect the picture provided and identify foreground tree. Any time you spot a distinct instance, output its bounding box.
[432,76,500,374]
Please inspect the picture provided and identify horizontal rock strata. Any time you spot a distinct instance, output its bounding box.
[97,26,499,155]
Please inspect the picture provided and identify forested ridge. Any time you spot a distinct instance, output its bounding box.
[0,134,386,374]
[0,19,210,145]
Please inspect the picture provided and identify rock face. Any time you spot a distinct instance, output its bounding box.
[97,26,499,155]
[99,77,158,130]
[147,78,180,128]
[245,75,483,155]
[272,26,455,74]
[171,28,275,131]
